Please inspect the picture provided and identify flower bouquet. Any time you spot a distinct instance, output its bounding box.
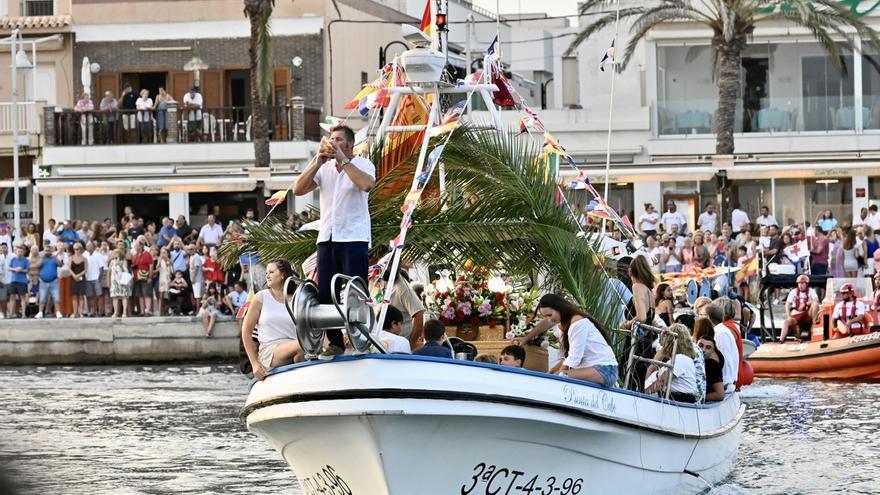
[423,262,513,339]
[503,288,559,350]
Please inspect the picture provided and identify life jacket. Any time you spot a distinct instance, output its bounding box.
[838,299,863,327]
[723,319,750,388]
[792,288,812,312]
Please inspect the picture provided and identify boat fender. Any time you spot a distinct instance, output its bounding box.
[739,360,754,387]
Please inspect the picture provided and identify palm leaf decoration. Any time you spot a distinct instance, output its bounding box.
[220,127,624,332]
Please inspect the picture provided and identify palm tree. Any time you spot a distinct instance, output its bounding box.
[567,0,880,155]
[243,0,274,168]
[220,128,622,334]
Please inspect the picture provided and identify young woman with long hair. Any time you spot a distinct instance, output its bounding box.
[644,323,699,403]
[242,259,303,381]
[537,294,618,387]
[620,255,656,330]
[654,283,674,326]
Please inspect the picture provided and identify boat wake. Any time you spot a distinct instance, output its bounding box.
[704,483,752,494]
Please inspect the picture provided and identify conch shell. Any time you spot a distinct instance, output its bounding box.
[319,137,336,156]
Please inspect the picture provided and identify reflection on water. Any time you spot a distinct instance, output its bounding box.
[0,365,295,495]
[0,367,877,495]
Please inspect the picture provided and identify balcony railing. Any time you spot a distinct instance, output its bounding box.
[22,0,54,16]
[0,102,39,134]
[49,105,322,146]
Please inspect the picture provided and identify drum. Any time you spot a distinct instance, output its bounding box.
[700,278,713,298]
[686,280,699,305]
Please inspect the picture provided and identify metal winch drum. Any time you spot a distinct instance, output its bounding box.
[285,274,385,357]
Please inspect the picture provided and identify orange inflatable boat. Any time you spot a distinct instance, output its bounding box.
[750,277,880,380]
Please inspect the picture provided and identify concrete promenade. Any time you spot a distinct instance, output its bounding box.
[0,316,241,365]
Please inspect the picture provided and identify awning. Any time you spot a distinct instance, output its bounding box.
[35,177,256,196]
[561,166,716,183]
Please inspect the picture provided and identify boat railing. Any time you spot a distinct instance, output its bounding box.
[623,322,678,400]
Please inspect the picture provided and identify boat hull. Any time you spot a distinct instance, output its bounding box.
[749,332,880,379]
[243,355,744,495]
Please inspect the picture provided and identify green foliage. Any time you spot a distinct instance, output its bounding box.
[219,127,621,330]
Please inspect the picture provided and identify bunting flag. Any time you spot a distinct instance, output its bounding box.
[428,100,467,137]
[319,116,345,133]
[487,35,501,62]
[419,0,433,37]
[600,39,615,72]
[235,291,255,320]
[301,251,318,278]
[264,190,288,206]
[518,117,529,134]
[543,132,566,155]
[344,85,378,111]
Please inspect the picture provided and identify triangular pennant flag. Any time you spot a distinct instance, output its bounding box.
[600,39,615,72]
[419,0,433,37]
[264,190,288,206]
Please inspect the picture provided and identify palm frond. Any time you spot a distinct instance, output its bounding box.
[229,127,624,331]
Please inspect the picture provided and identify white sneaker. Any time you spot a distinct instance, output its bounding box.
[35,311,43,319]
[56,311,63,319]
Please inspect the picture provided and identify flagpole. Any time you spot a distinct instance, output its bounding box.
[601,0,622,235]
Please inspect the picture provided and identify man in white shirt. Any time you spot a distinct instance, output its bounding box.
[84,241,108,317]
[135,89,154,143]
[183,87,204,142]
[661,200,687,234]
[294,125,375,359]
[198,215,224,250]
[378,305,412,354]
[730,203,750,237]
[853,207,870,228]
[780,274,818,342]
[755,206,778,228]
[43,219,58,246]
[697,203,718,234]
[705,303,738,393]
[868,205,880,233]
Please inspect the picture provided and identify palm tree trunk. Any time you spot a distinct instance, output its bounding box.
[248,13,271,169]
[714,39,744,155]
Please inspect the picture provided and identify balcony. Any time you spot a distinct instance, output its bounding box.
[0,101,41,149]
[48,104,321,146]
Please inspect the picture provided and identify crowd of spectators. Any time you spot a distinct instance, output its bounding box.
[0,207,318,332]
[632,200,880,302]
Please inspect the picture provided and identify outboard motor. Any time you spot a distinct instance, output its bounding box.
[286,274,386,358]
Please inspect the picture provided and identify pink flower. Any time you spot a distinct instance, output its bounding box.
[478,300,492,315]
[540,339,550,349]
[459,302,472,315]
[441,307,456,320]
[505,331,515,340]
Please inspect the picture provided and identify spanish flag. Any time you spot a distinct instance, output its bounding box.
[420,0,433,37]
[265,189,288,206]
[236,291,255,320]
[735,257,758,284]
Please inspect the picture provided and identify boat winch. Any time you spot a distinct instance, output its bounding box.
[286,274,385,358]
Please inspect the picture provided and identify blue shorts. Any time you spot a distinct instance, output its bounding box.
[594,364,619,388]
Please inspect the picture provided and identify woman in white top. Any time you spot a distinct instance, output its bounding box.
[241,260,302,380]
[538,294,618,387]
[638,203,660,239]
[645,324,699,403]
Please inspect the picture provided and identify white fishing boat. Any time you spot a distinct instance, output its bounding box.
[242,354,744,495]
[239,17,744,495]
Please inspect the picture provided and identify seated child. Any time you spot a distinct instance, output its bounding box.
[499,344,525,368]
[378,305,412,354]
[474,353,498,364]
[413,319,452,358]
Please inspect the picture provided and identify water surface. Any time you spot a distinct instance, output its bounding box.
[0,365,878,494]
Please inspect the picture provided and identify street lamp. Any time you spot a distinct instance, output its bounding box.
[2,31,63,237]
[10,31,32,239]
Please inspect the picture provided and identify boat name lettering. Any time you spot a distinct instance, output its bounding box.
[460,462,583,495]
[562,385,617,414]
[300,465,351,495]
[850,332,880,344]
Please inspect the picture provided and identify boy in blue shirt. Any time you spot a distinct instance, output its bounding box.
[413,319,452,358]
[7,245,29,318]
